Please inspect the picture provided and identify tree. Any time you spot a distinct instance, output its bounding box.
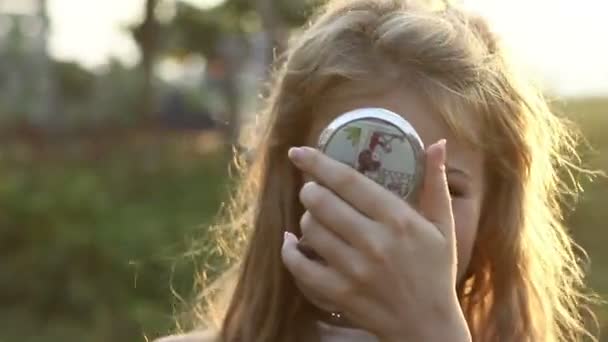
[131,0,162,122]
[129,0,315,149]
[169,0,314,146]
[255,0,288,58]
[168,2,249,151]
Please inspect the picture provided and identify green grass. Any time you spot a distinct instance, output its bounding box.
[561,97,608,335]
[0,134,231,342]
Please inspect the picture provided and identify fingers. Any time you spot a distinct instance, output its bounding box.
[418,140,455,240]
[283,231,381,325]
[282,231,350,299]
[298,181,385,253]
[294,277,340,313]
[299,211,370,280]
[288,147,409,224]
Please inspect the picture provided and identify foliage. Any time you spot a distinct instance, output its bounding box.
[560,98,608,334]
[0,134,230,341]
[53,61,96,103]
[165,0,314,53]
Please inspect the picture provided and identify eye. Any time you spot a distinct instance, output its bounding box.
[448,183,465,198]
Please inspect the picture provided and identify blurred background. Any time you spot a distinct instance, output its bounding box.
[0,0,606,341]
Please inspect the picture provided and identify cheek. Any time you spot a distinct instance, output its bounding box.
[452,199,481,282]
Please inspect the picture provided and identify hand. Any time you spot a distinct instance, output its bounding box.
[281,140,471,342]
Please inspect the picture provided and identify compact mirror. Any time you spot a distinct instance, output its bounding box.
[317,107,425,202]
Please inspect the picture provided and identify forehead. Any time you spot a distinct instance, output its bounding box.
[308,83,483,174]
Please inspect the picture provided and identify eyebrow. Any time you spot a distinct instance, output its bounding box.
[446,166,472,181]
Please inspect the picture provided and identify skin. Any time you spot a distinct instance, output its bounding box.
[281,86,485,341]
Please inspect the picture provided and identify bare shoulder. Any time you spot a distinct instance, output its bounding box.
[154,331,217,342]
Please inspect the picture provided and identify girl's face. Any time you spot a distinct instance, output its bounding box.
[305,85,486,282]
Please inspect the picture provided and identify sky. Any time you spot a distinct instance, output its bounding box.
[0,0,607,97]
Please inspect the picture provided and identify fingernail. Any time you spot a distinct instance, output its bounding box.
[284,231,298,243]
[288,147,304,164]
[282,231,291,249]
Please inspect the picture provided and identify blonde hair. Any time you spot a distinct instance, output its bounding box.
[185,1,597,341]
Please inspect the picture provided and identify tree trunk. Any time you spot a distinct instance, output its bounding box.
[138,0,160,124]
[38,0,62,133]
[255,0,288,61]
[216,35,243,156]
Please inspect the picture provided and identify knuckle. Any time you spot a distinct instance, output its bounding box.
[299,211,312,232]
[334,283,356,303]
[299,181,320,206]
[308,148,320,167]
[388,210,411,233]
[299,212,322,238]
[351,263,373,283]
[367,237,390,262]
[334,169,358,192]
[300,182,329,210]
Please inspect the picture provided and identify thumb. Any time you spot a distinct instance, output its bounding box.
[418,139,455,240]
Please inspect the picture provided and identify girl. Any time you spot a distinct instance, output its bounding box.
[158,0,596,341]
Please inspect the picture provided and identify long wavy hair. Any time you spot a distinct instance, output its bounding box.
[184,1,597,341]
